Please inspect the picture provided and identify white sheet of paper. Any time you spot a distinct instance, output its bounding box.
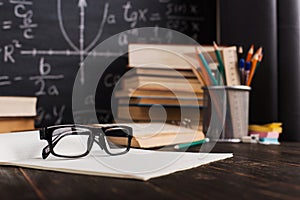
[0,131,233,181]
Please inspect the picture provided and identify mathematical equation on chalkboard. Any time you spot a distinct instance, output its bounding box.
[0,0,216,126]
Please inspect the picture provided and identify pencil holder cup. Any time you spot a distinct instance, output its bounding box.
[202,86,251,142]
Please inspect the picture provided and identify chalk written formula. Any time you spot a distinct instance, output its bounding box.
[0,0,216,126]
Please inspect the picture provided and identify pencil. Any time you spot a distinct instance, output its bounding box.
[237,46,243,61]
[254,47,263,57]
[239,58,245,85]
[194,48,224,128]
[195,47,218,85]
[174,138,209,150]
[247,53,259,86]
[244,62,251,85]
[246,47,262,86]
[213,41,226,85]
[258,53,263,62]
[245,45,254,62]
[194,47,212,86]
[255,53,263,72]
[193,49,223,130]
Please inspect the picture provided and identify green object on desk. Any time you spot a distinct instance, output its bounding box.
[174,138,209,150]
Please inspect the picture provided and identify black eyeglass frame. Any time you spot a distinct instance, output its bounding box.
[39,124,133,159]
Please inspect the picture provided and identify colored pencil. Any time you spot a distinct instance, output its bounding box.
[195,47,218,85]
[255,53,263,72]
[237,46,243,61]
[244,62,251,85]
[194,47,212,86]
[213,41,226,85]
[174,138,209,150]
[239,58,245,85]
[245,45,254,62]
[247,53,259,86]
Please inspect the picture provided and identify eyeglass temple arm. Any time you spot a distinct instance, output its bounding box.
[92,132,104,150]
[42,145,51,159]
[39,129,51,159]
[41,134,66,159]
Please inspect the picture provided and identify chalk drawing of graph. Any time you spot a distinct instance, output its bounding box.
[21,0,122,84]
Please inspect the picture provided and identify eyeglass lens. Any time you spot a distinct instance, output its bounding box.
[103,127,131,155]
[52,127,92,157]
[50,126,130,157]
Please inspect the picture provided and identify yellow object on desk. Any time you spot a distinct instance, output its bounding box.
[248,122,282,133]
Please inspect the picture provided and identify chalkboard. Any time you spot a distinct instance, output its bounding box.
[0,0,216,126]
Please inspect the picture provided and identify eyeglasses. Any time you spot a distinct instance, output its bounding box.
[39,124,133,159]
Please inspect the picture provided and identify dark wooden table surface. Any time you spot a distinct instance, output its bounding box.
[0,142,299,200]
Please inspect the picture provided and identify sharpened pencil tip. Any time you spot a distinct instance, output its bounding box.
[195,46,201,54]
[253,53,259,60]
[255,47,263,55]
[249,45,254,53]
[213,41,219,50]
[238,46,243,54]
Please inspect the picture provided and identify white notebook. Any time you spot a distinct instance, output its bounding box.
[0,130,232,181]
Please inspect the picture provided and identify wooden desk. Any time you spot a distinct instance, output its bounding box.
[0,143,299,200]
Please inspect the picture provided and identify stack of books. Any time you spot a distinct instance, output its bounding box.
[0,96,37,133]
[114,44,219,129]
[115,72,204,123]
[248,123,282,145]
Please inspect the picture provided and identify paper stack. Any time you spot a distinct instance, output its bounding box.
[0,130,233,181]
